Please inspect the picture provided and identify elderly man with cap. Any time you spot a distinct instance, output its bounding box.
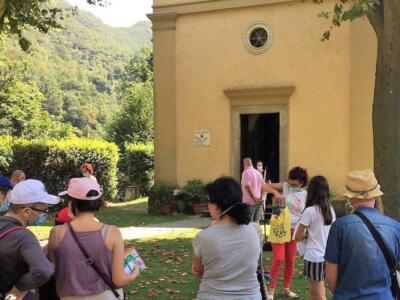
[0,179,60,299]
[325,170,400,300]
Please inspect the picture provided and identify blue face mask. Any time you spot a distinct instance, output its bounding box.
[0,201,10,212]
[289,187,301,194]
[28,212,48,226]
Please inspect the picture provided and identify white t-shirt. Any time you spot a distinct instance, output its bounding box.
[300,205,336,263]
[283,183,307,228]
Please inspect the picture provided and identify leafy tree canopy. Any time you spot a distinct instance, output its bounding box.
[312,0,380,40]
[0,2,151,138]
[0,0,105,51]
[0,54,77,139]
[107,81,154,147]
[107,47,154,147]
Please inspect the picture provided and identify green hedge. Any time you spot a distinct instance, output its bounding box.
[0,136,119,200]
[0,136,13,170]
[119,143,154,197]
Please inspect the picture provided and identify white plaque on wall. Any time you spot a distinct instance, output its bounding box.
[194,130,210,146]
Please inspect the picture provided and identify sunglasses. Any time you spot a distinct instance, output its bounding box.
[24,207,49,214]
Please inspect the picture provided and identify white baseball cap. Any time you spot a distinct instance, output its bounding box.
[10,179,60,205]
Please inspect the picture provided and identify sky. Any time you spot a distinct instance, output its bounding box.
[65,0,153,27]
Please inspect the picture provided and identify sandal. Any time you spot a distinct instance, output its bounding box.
[283,289,299,299]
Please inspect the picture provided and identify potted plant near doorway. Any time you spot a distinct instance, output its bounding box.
[179,179,207,215]
[174,189,187,213]
[149,183,173,215]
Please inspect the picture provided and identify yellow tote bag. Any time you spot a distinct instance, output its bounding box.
[268,206,291,244]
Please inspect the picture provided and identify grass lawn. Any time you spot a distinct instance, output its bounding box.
[30,198,322,299]
[29,198,187,241]
[126,230,311,300]
[98,198,187,227]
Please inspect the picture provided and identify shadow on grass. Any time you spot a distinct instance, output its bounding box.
[125,236,199,299]
[31,198,189,241]
[126,231,311,300]
[98,198,188,228]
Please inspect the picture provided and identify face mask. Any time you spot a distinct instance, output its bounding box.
[0,201,10,212]
[82,170,90,177]
[0,193,8,212]
[289,187,301,194]
[28,212,48,226]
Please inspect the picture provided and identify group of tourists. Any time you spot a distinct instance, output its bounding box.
[0,164,139,300]
[192,158,400,300]
[0,159,399,300]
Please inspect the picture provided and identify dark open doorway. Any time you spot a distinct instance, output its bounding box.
[240,113,280,182]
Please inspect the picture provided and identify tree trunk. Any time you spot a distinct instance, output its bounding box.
[368,0,400,219]
[0,0,5,27]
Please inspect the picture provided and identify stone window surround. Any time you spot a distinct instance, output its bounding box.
[245,22,273,54]
[224,86,295,182]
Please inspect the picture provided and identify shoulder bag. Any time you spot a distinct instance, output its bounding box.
[354,211,400,299]
[67,223,126,300]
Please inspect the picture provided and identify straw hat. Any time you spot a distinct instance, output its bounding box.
[343,170,383,199]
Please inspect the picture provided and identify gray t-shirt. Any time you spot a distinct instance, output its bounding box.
[193,223,261,300]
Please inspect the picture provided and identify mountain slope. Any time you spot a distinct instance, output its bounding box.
[2,1,152,138]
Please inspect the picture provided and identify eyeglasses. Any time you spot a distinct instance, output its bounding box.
[24,207,49,214]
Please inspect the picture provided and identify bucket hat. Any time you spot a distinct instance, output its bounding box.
[343,170,383,199]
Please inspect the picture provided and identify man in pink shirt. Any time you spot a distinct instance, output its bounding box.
[241,158,263,222]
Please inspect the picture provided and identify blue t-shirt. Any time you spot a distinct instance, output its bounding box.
[325,207,400,300]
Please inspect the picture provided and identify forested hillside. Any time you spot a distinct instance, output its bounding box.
[1,0,151,138]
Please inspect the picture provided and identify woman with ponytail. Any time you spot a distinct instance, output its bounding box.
[192,177,262,300]
[295,176,336,300]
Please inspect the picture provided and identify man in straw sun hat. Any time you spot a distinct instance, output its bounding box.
[325,170,400,300]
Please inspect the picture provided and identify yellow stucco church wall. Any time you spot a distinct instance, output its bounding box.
[350,19,376,171]
[150,0,376,193]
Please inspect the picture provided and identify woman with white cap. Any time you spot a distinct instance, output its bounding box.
[48,177,139,300]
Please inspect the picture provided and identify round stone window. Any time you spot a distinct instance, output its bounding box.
[245,23,272,54]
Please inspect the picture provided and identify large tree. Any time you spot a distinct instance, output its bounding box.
[0,0,105,51]
[0,53,77,139]
[315,0,399,218]
[107,47,154,147]
[107,82,154,147]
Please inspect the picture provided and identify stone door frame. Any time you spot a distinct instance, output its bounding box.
[224,86,294,182]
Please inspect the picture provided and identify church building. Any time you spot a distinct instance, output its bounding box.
[148,0,376,192]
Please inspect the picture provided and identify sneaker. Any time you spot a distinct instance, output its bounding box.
[267,296,274,300]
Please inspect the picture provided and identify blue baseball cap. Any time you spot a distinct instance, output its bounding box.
[0,176,13,190]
